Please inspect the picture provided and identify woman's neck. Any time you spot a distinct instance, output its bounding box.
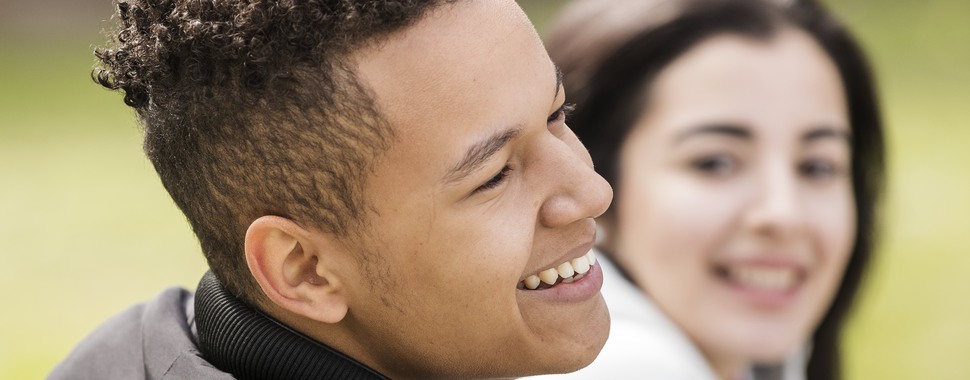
[705,350,748,380]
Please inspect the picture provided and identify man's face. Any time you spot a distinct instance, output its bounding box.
[326,1,613,378]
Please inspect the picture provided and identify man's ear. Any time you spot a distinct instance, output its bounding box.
[245,215,349,324]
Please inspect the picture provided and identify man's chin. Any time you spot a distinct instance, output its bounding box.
[515,296,610,376]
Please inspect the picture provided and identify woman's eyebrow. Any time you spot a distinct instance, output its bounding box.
[803,126,852,143]
[675,124,751,144]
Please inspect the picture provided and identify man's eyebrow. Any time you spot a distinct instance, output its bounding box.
[803,126,852,143]
[553,65,563,100]
[675,124,751,144]
[442,127,521,186]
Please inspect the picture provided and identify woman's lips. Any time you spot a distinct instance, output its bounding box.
[714,261,807,307]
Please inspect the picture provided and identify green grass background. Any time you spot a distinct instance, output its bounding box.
[1,0,967,378]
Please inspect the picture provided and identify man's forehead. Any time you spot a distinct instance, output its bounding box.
[352,0,552,136]
[348,0,560,191]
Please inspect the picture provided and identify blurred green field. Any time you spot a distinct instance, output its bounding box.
[1,0,968,379]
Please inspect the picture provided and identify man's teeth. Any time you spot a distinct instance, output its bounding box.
[557,261,575,279]
[727,266,797,291]
[523,275,541,290]
[521,250,597,290]
[539,268,559,285]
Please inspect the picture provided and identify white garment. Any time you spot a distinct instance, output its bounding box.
[530,254,720,380]
[531,253,810,380]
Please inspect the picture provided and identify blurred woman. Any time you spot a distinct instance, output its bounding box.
[540,0,884,379]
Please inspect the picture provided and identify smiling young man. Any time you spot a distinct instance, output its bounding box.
[51,1,612,379]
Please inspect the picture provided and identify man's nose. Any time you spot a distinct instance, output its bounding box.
[538,139,613,229]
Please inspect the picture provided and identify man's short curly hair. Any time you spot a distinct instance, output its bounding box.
[94,0,451,305]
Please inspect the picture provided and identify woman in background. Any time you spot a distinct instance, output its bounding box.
[540,0,884,378]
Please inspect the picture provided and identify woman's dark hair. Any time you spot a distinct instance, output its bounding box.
[546,0,885,379]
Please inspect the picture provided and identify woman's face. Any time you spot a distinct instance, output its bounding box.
[612,29,855,376]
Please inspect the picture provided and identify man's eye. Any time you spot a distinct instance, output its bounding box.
[547,103,575,124]
[474,165,512,193]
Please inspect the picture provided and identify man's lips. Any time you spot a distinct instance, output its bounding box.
[518,249,598,290]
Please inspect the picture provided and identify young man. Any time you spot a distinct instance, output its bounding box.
[51,0,612,379]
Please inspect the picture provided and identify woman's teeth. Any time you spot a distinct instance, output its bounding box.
[727,266,798,292]
[520,250,597,290]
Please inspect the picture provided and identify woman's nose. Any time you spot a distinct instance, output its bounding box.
[743,161,806,240]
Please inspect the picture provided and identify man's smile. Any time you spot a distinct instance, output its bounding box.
[518,250,597,290]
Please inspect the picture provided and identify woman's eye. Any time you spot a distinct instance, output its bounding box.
[474,165,512,193]
[547,103,575,124]
[799,159,840,180]
[691,154,736,176]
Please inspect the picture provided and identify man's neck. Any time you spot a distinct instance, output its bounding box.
[193,272,388,380]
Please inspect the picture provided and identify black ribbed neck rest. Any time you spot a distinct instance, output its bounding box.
[195,271,388,380]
